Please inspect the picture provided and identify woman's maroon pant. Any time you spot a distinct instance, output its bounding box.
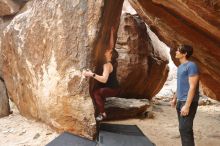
[92,88,120,114]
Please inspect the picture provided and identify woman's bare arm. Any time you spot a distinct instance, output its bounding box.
[93,63,112,83]
[83,63,113,83]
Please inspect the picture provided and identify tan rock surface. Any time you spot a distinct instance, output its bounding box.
[116,13,169,99]
[105,97,150,120]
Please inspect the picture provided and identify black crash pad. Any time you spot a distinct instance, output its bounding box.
[46,132,97,146]
[46,123,155,146]
[98,123,155,146]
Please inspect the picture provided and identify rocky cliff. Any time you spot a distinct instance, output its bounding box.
[129,0,220,100]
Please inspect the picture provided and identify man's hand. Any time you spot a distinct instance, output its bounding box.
[180,105,190,116]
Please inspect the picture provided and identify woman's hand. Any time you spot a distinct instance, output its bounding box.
[83,70,93,77]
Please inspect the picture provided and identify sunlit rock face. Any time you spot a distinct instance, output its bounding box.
[116,13,169,99]
[2,0,124,139]
[129,0,220,101]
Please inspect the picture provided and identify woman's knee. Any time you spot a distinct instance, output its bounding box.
[99,88,108,95]
[95,88,107,96]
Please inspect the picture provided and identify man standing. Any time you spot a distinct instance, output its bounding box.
[171,45,200,146]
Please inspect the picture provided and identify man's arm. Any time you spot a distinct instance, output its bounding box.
[180,75,199,116]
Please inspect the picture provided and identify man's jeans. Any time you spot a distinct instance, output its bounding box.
[176,101,198,146]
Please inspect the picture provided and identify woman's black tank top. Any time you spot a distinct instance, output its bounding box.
[99,62,119,88]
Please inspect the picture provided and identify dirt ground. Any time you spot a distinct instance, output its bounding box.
[0,101,219,146]
[108,101,220,146]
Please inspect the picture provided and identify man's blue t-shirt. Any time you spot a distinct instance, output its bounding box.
[177,61,199,101]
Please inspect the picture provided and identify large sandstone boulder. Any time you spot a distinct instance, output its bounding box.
[129,0,220,101]
[2,0,124,139]
[105,97,150,120]
[116,13,169,99]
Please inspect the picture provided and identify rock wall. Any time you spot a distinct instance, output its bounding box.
[116,13,169,99]
[129,0,220,100]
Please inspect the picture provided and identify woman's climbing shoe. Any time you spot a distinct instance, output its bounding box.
[96,113,107,121]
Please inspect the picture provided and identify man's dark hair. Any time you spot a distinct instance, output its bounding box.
[178,44,193,59]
